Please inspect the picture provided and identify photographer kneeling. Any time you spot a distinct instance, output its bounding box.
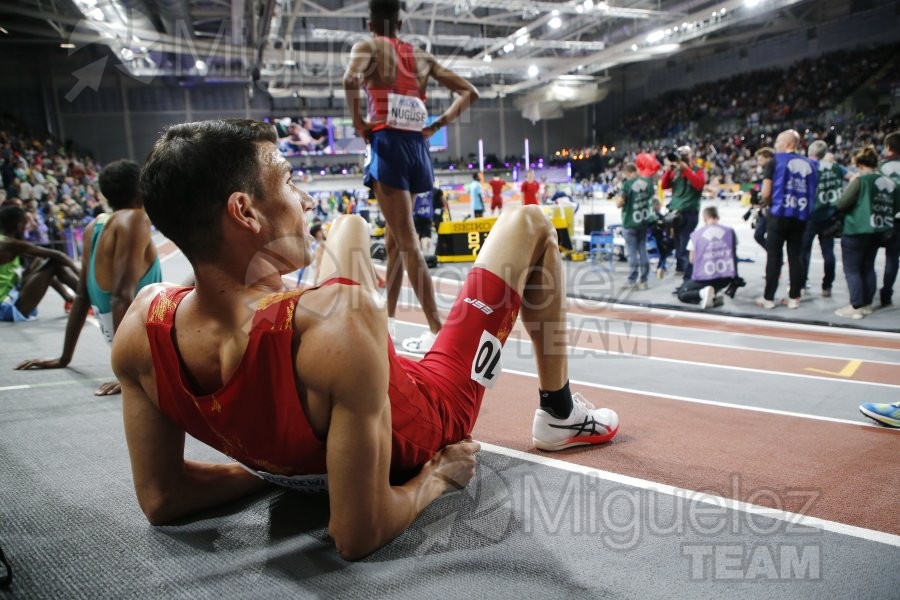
[677,206,744,309]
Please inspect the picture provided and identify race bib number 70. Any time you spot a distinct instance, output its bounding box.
[471,330,503,389]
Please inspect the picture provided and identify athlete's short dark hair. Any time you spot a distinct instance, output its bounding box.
[703,206,719,220]
[98,159,141,210]
[369,0,400,31]
[140,119,277,261]
[0,205,26,233]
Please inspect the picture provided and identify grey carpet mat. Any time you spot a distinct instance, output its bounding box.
[2,321,899,599]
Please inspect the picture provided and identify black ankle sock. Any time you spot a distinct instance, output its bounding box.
[539,381,573,419]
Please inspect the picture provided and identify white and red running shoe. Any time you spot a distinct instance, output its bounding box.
[532,392,619,451]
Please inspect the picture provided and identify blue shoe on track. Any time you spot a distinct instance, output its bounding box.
[859,402,900,428]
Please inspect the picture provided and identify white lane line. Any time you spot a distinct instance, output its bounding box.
[575,326,900,366]
[555,373,897,431]
[404,293,900,359]
[396,318,900,390]
[479,442,900,547]
[394,349,894,429]
[416,270,900,341]
[0,377,109,392]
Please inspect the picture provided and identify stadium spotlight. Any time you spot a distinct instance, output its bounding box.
[527,65,539,77]
[549,17,562,29]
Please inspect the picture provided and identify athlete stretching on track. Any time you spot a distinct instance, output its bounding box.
[112,119,619,561]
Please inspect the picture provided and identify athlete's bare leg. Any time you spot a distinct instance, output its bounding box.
[473,205,567,391]
[373,181,441,334]
[384,225,403,322]
[316,215,382,293]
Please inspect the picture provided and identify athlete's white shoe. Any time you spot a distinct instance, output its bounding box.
[532,393,619,451]
[401,330,437,354]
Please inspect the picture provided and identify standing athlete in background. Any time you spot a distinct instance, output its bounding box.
[343,0,479,353]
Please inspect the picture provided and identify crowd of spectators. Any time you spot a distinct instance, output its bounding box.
[619,43,899,142]
[0,117,102,255]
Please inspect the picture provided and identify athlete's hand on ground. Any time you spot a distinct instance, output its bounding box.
[426,437,481,494]
[15,357,68,370]
[94,381,122,396]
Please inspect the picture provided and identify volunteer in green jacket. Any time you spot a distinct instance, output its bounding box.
[834,146,900,320]
[616,162,657,289]
[801,141,845,296]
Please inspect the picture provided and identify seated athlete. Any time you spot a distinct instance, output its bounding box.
[0,205,79,322]
[16,160,162,395]
[113,119,618,561]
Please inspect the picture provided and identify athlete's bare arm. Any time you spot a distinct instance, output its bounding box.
[0,238,78,272]
[112,285,267,525]
[343,39,380,139]
[294,284,478,560]
[298,215,478,559]
[419,51,479,138]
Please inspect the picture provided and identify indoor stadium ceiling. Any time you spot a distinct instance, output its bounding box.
[0,0,869,101]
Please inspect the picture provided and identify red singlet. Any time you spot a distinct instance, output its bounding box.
[364,36,427,132]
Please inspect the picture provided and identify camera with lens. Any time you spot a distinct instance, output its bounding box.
[666,146,691,164]
[724,276,747,299]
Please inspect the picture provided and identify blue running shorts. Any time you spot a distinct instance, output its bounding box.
[364,129,434,194]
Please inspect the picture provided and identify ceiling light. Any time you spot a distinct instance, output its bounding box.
[515,27,528,37]
[503,42,515,53]
[745,0,761,6]
[584,0,593,10]
[551,9,559,15]
[630,44,638,51]
[516,34,529,46]
[88,7,104,20]
[527,65,539,78]
[60,42,75,49]
[646,30,665,44]
[120,48,134,60]
[0,27,7,35]
[575,5,583,13]
[483,53,492,63]
[195,60,206,70]
[645,43,680,55]
[549,17,562,29]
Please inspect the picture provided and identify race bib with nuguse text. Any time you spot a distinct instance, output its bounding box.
[385,93,428,131]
